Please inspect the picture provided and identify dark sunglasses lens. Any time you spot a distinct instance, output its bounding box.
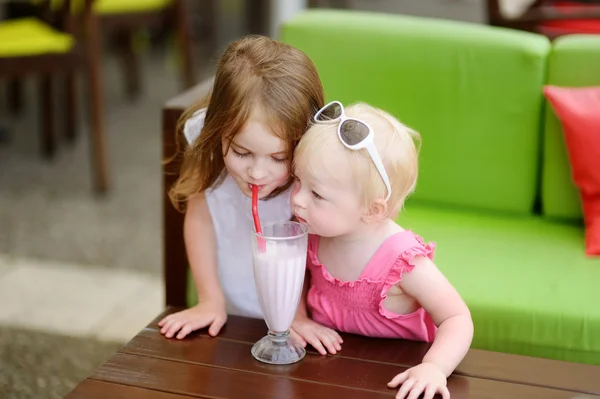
[317,103,342,121]
[340,120,369,146]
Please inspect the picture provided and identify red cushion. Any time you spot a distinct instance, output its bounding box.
[539,1,600,36]
[543,85,600,256]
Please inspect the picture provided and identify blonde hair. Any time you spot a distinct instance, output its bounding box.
[294,103,421,217]
[168,35,325,211]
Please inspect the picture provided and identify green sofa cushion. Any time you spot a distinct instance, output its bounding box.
[542,35,600,221]
[280,10,550,215]
[395,202,600,365]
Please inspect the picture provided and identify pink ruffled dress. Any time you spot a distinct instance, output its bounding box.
[306,230,438,343]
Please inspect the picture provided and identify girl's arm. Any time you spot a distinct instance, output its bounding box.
[184,192,224,307]
[159,193,227,339]
[387,256,472,399]
[400,256,473,376]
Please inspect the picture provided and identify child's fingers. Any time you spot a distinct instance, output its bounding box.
[306,334,327,355]
[327,338,341,353]
[440,385,450,399]
[159,312,181,328]
[310,339,327,355]
[187,315,213,332]
[387,371,409,388]
[159,321,168,334]
[160,315,183,333]
[394,378,416,399]
[176,323,195,339]
[165,320,186,338]
[331,330,343,343]
[320,333,339,354]
[159,318,175,334]
[289,328,307,347]
[208,315,226,337]
[406,381,426,399]
[423,384,437,399]
[327,331,342,351]
[321,339,337,355]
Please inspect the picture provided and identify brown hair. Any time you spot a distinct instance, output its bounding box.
[169,35,324,212]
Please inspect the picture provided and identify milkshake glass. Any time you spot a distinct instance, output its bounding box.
[251,221,308,365]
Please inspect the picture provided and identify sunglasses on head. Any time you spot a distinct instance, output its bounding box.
[314,101,391,201]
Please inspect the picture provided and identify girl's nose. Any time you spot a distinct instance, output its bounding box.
[248,166,267,181]
[291,182,305,208]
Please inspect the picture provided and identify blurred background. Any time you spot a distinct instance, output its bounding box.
[0,0,595,397]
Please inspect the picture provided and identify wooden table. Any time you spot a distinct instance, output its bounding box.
[66,307,600,398]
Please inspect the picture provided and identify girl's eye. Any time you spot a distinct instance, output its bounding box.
[272,156,288,164]
[232,148,250,158]
[312,191,324,200]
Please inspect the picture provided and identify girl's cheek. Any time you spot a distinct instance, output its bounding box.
[291,181,300,198]
[277,164,291,184]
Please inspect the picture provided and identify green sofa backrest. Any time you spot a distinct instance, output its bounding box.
[542,35,600,221]
[280,10,550,215]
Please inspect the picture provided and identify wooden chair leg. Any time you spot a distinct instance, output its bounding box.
[8,78,24,115]
[174,0,195,88]
[40,75,56,158]
[87,13,109,194]
[117,29,141,100]
[65,72,78,142]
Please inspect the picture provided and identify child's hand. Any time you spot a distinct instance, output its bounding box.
[158,302,227,339]
[291,315,343,355]
[387,362,450,399]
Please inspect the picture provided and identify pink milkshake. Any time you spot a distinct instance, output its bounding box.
[250,221,308,365]
[254,246,306,333]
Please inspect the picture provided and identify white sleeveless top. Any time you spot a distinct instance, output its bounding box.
[183,109,294,318]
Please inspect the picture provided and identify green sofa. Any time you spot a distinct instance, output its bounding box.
[276,10,600,365]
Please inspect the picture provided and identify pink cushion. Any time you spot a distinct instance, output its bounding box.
[543,85,600,256]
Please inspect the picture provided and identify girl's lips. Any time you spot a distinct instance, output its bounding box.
[295,215,307,224]
[248,183,266,191]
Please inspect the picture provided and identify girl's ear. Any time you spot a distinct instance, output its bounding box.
[361,199,388,224]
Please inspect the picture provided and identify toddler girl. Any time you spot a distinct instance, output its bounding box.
[158,36,341,350]
[291,101,473,399]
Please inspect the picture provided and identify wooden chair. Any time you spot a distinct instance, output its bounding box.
[486,0,600,38]
[5,0,195,105]
[0,0,108,193]
[95,0,196,98]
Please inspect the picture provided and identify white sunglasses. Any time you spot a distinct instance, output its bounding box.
[314,101,391,201]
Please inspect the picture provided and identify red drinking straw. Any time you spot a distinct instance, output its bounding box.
[251,185,266,252]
